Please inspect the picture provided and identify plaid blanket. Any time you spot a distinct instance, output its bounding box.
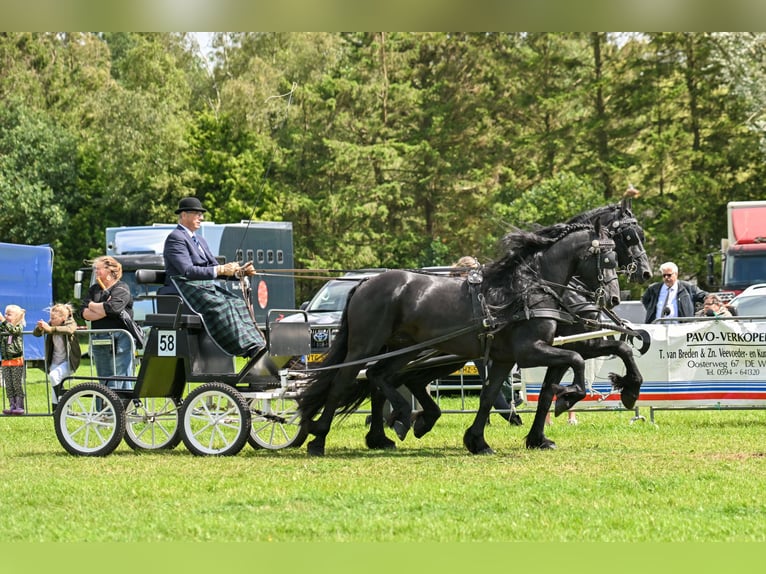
[172,277,265,356]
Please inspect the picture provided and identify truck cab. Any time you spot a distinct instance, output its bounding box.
[708,200,766,300]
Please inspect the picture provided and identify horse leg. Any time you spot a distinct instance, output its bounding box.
[305,366,359,456]
[525,365,568,449]
[463,362,513,455]
[410,381,441,438]
[563,337,644,410]
[590,339,643,409]
[366,354,421,441]
[552,341,590,416]
[365,386,397,450]
[401,363,458,438]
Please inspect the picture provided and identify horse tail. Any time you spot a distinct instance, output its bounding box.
[332,380,372,420]
[297,281,366,421]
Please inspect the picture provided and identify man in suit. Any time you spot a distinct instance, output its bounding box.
[159,197,274,371]
[641,261,707,323]
[159,196,253,294]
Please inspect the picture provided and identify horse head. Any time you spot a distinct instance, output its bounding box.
[613,198,651,282]
[567,200,651,283]
[572,221,621,309]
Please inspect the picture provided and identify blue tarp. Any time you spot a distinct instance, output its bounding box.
[0,242,54,361]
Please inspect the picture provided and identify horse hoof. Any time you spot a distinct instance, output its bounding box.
[307,441,325,457]
[392,420,409,441]
[554,392,581,416]
[474,447,495,455]
[526,439,556,450]
[366,434,397,450]
[508,413,523,426]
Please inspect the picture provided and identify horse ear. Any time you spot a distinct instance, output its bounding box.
[621,184,640,213]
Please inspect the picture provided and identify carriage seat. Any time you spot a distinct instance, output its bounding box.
[136,268,166,285]
[143,312,202,329]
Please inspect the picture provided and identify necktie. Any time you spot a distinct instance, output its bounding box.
[192,234,204,255]
[659,286,671,319]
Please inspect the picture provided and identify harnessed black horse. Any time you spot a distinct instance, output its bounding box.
[360,198,651,453]
[297,221,621,456]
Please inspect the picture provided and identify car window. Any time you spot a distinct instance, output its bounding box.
[731,296,766,317]
[306,279,360,312]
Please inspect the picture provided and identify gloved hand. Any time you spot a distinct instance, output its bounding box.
[217,262,239,277]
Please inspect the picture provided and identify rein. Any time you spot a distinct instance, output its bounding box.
[305,321,485,373]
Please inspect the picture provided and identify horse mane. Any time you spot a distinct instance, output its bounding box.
[566,203,621,225]
[481,222,593,317]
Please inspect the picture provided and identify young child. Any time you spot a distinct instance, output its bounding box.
[1,304,27,415]
[33,303,81,408]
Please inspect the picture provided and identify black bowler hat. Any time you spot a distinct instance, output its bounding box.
[174,197,207,214]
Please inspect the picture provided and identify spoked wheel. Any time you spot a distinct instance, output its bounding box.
[179,382,251,456]
[124,397,181,451]
[247,393,306,450]
[54,383,126,457]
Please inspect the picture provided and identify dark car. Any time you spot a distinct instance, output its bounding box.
[281,270,385,364]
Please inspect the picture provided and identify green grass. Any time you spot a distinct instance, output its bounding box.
[3,367,766,542]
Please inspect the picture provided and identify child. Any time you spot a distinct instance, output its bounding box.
[33,303,81,408]
[1,304,27,415]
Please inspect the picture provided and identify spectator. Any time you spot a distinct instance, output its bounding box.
[33,303,81,408]
[1,304,27,415]
[696,294,733,318]
[81,256,135,392]
[641,261,707,323]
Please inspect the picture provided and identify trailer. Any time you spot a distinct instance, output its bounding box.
[0,242,54,362]
[75,221,295,326]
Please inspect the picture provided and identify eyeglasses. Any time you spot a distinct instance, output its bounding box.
[662,273,674,278]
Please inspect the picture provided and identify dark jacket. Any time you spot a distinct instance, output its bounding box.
[641,280,707,323]
[159,225,219,295]
[0,320,24,359]
[80,280,134,332]
[33,316,82,371]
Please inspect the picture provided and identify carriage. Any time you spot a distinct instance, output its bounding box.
[53,277,313,457]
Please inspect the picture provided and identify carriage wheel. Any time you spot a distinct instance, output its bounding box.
[248,394,306,450]
[179,382,251,456]
[54,383,126,457]
[124,397,181,451]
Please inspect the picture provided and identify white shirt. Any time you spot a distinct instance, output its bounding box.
[655,284,678,320]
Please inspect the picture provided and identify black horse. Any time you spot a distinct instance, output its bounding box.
[361,198,651,452]
[297,221,621,456]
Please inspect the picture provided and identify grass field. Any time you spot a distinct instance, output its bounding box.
[2,361,766,542]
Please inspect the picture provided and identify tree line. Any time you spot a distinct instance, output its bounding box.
[2,32,765,303]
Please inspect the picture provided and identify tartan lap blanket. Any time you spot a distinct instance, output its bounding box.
[171,277,265,356]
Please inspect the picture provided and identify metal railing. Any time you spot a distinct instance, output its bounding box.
[1,327,136,417]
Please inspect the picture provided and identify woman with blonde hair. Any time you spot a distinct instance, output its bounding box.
[1,304,27,415]
[81,256,135,391]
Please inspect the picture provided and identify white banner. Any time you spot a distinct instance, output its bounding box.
[521,318,766,409]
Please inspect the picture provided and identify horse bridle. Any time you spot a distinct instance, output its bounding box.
[578,232,619,308]
[608,216,647,277]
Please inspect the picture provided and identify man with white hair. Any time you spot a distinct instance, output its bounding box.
[641,261,707,323]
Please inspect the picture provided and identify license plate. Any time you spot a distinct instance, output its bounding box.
[307,353,326,364]
[453,364,479,376]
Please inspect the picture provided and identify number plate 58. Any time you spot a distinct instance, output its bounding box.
[157,330,177,356]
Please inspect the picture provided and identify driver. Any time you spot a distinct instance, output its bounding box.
[158,196,256,296]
